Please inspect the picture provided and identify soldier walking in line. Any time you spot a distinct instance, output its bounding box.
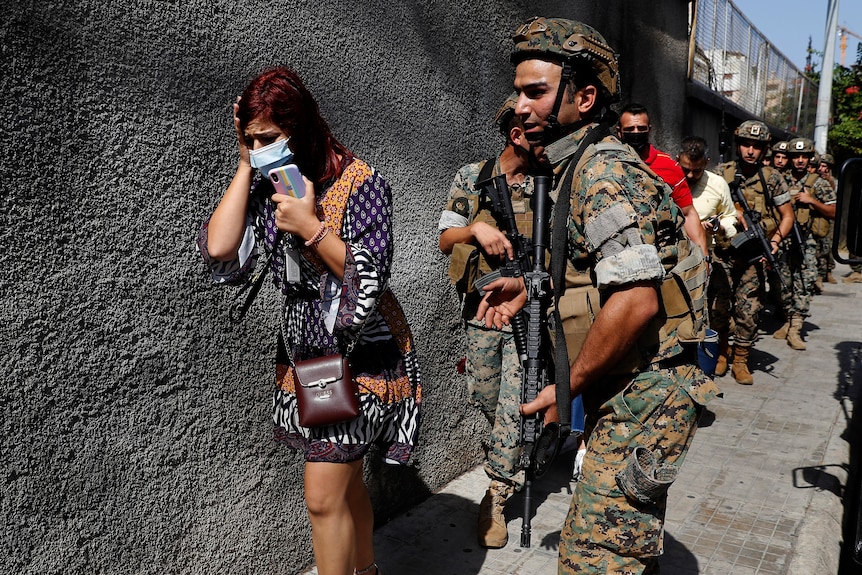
[713,121,794,384]
[770,138,835,349]
[438,94,534,549]
[771,141,790,173]
[816,153,839,286]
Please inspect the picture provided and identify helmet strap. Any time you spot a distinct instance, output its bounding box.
[544,61,573,139]
[529,61,595,145]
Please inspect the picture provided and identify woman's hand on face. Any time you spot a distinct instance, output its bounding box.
[233,97,250,167]
[273,175,320,239]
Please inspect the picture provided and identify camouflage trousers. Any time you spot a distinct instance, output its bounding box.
[464,319,524,491]
[559,365,705,575]
[775,235,818,318]
[706,250,732,335]
[815,226,834,278]
[708,249,767,345]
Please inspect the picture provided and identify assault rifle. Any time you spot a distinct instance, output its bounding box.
[729,173,787,289]
[474,174,560,548]
[788,221,807,262]
[473,174,531,363]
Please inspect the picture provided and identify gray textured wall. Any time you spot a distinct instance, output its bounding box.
[1,2,690,573]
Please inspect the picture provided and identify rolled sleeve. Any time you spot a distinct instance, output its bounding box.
[438,210,469,232]
[197,217,258,285]
[594,244,665,289]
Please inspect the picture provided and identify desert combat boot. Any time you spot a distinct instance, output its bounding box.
[731,344,754,385]
[478,482,511,548]
[786,315,806,350]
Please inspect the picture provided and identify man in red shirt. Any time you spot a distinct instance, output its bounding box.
[618,103,709,259]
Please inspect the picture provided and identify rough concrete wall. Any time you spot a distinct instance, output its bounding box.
[1,1,690,573]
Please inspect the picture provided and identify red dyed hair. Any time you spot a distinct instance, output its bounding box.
[237,67,352,188]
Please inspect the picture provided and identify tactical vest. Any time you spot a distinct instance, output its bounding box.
[787,172,830,238]
[550,141,707,374]
[720,162,780,238]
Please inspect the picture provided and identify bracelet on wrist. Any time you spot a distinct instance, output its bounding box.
[304,221,328,247]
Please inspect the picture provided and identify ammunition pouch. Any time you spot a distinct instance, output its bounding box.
[713,229,733,251]
[550,283,599,365]
[448,243,493,295]
[659,239,707,344]
[551,239,706,374]
[810,215,830,238]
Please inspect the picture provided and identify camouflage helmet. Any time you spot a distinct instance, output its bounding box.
[494,92,518,135]
[511,17,620,102]
[821,153,835,165]
[734,120,770,142]
[772,141,790,154]
[787,137,815,155]
[811,151,821,165]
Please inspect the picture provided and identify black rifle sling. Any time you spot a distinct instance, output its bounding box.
[474,158,497,224]
[477,158,495,185]
[550,124,610,430]
[757,167,777,214]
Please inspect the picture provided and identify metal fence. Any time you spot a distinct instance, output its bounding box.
[691,0,818,136]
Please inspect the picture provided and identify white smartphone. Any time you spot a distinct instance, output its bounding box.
[268,164,306,198]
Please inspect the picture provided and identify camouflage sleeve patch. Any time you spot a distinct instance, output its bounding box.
[816,178,837,204]
[768,171,791,206]
[439,163,482,231]
[594,244,664,288]
[584,202,639,253]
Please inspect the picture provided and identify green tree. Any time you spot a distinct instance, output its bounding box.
[828,55,862,162]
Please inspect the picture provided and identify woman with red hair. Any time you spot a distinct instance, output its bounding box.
[198,67,421,575]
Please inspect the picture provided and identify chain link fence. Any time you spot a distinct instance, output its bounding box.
[691,0,817,136]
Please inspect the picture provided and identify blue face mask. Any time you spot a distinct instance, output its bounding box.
[248,138,294,176]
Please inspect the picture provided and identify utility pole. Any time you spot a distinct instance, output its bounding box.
[814,0,839,153]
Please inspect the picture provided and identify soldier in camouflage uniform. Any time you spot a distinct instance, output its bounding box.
[713,121,794,383]
[771,141,790,173]
[771,138,836,348]
[816,153,838,285]
[438,94,534,549]
[477,17,721,574]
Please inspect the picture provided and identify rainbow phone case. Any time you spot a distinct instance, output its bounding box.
[268,164,305,198]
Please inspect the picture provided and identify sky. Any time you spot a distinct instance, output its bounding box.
[732,0,862,71]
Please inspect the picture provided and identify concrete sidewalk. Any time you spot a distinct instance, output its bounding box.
[302,262,862,575]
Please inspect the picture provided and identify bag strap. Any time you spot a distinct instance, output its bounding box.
[550,124,610,427]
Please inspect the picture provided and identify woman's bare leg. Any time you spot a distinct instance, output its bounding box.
[304,459,365,575]
[346,464,375,572]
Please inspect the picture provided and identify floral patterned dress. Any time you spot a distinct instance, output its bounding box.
[198,157,421,464]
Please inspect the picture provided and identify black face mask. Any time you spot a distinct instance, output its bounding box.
[620,131,650,152]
